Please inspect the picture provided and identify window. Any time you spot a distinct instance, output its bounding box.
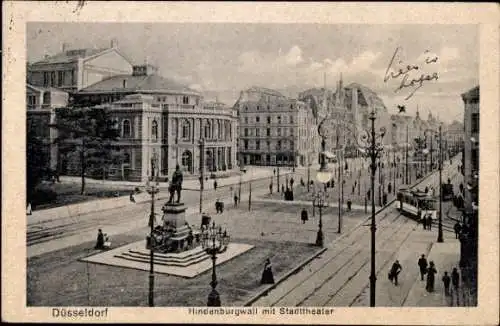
[267,116,271,124]
[244,140,248,150]
[290,116,294,124]
[50,71,56,86]
[27,95,36,107]
[278,116,281,124]
[181,120,191,140]
[43,72,49,87]
[58,71,64,87]
[471,148,479,171]
[122,153,131,165]
[256,128,260,137]
[267,105,270,110]
[245,106,248,111]
[267,128,270,136]
[244,117,248,124]
[267,140,270,149]
[277,140,282,150]
[256,140,260,150]
[256,116,260,123]
[471,113,479,133]
[257,106,260,111]
[277,128,281,136]
[204,120,211,139]
[244,128,248,136]
[71,69,76,85]
[122,119,131,138]
[290,128,294,135]
[290,104,293,110]
[151,120,158,141]
[182,96,189,104]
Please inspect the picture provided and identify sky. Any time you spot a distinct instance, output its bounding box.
[27,23,478,123]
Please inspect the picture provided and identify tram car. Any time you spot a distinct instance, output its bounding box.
[396,188,437,221]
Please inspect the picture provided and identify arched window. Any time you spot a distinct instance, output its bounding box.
[122,119,131,138]
[181,120,191,140]
[151,120,158,142]
[181,150,192,172]
[204,120,211,139]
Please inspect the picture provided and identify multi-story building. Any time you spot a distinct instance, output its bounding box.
[461,85,479,219]
[235,87,319,167]
[27,39,133,93]
[26,85,69,171]
[66,64,238,182]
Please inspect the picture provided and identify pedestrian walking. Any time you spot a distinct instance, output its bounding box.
[269,183,273,194]
[418,254,428,281]
[347,199,352,211]
[426,261,437,292]
[281,185,285,194]
[427,215,433,231]
[233,194,238,207]
[129,191,136,203]
[451,267,460,291]
[213,180,218,190]
[301,208,308,224]
[26,202,32,215]
[454,221,462,239]
[442,271,451,296]
[388,260,403,285]
[261,258,275,284]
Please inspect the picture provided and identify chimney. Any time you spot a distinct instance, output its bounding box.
[62,42,69,52]
[110,38,118,48]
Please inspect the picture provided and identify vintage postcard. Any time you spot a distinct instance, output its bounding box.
[3,1,499,324]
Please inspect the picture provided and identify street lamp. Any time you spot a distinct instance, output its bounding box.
[437,124,444,243]
[356,110,385,307]
[147,151,159,307]
[315,115,333,247]
[200,222,230,306]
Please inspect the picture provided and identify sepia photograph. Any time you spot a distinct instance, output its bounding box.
[3,1,499,324]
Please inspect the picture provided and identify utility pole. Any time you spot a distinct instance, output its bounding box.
[338,149,342,233]
[199,139,205,213]
[437,125,444,243]
[148,152,158,307]
[369,113,377,307]
[405,123,409,184]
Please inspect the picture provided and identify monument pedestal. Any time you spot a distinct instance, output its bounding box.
[147,202,194,253]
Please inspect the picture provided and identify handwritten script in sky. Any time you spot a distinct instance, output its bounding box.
[384,47,439,100]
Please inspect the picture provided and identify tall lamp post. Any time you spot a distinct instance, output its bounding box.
[147,151,159,307]
[201,222,230,306]
[199,139,205,213]
[316,116,333,247]
[356,110,385,307]
[437,124,444,243]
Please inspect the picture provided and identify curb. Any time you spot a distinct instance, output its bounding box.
[242,168,440,306]
[243,247,328,307]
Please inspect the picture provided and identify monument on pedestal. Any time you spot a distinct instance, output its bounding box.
[146,165,198,253]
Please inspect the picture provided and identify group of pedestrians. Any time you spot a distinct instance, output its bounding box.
[417,254,460,295]
[388,254,461,298]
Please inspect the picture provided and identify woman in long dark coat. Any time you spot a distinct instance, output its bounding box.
[426,261,437,292]
[261,258,275,284]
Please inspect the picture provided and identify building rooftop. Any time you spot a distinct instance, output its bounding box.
[78,73,199,95]
[345,83,387,112]
[461,85,479,100]
[30,48,110,65]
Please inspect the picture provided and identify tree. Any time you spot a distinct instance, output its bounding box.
[26,127,50,202]
[52,106,122,195]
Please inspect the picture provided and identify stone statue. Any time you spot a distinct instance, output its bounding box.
[168,164,183,204]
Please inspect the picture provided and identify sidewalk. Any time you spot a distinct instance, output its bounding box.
[403,240,469,307]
